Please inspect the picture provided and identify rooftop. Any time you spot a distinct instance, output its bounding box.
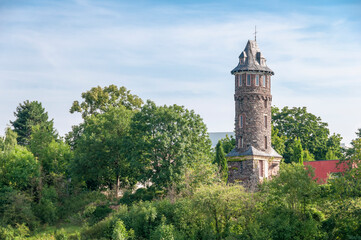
[231,40,274,75]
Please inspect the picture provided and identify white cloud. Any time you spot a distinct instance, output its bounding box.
[0,1,360,145]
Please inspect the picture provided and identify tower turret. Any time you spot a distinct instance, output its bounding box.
[226,40,282,190]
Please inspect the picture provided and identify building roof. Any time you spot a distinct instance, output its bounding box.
[304,160,351,184]
[231,40,274,75]
[226,145,282,158]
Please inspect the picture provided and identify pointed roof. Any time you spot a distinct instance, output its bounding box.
[226,146,282,158]
[231,40,274,75]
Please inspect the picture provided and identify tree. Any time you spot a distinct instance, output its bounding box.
[217,135,235,154]
[11,100,56,146]
[287,138,304,164]
[0,145,39,191]
[71,106,135,196]
[272,106,342,161]
[130,100,212,191]
[70,85,143,118]
[0,128,17,151]
[271,126,287,155]
[29,125,71,179]
[193,184,247,239]
[214,141,228,183]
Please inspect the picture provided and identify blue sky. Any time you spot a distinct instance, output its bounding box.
[0,0,360,145]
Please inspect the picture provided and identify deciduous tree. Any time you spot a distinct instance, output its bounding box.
[130,100,212,190]
[71,106,135,196]
[70,85,143,118]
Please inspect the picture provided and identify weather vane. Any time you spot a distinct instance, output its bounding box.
[254,25,257,42]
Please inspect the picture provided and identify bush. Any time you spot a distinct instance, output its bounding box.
[150,222,176,240]
[112,220,134,240]
[0,224,30,239]
[119,188,157,205]
[0,187,39,229]
[55,228,68,240]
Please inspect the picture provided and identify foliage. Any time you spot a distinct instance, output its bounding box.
[112,220,134,240]
[262,163,318,212]
[271,126,287,155]
[71,106,135,196]
[217,134,235,154]
[287,138,303,164]
[0,224,30,240]
[214,141,228,183]
[150,221,176,240]
[11,100,56,146]
[70,84,143,118]
[272,106,342,161]
[0,187,39,229]
[0,145,39,191]
[193,184,247,239]
[130,100,212,191]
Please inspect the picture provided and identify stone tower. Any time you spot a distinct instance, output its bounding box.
[226,40,282,190]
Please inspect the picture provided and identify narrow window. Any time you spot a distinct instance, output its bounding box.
[241,136,244,148]
[264,115,267,129]
[265,136,268,149]
[238,138,241,148]
[247,74,251,86]
[255,75,259,86]
[263,75,266,87]
[239,75,242,86]
[239,115,243,128]
[264,100,267,108]
[259,160,264,177]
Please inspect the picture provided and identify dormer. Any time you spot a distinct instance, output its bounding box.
[239,51,247,65]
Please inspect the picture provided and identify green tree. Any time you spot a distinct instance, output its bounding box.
[71,106,135,196]
[217,135,235,154]
[287,138,304,164]
[70,84,143,118]
[11,100,56,146]
[0,145,39,191]
[272,106,342,160]
[214,141,228,183]
[130,100,212,191]
[29,125,72,180]
[271,126,287,155]
[193,184,247,239]
[262,163,318,213]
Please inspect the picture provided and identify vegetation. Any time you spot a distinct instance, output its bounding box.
[1,85,360,239]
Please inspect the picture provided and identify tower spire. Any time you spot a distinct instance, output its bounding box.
[254,25,257,42]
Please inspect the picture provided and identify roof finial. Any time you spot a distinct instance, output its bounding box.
[254,25,257,42]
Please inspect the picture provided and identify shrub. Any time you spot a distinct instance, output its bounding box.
[55,228,68,240]
[150,222,175,240]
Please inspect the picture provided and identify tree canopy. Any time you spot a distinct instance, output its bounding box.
[272,106,343,161]
[71,106,135,196]
[70,85,143,118]
[11,100,56,146]
[130,100,212,190]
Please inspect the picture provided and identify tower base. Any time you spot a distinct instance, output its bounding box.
[226,146,282,191]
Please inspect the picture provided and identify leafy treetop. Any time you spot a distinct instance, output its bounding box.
[70,85,143,118]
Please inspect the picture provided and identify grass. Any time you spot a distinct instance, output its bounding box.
[28,224,82,240]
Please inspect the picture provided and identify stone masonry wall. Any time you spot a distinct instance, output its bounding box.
[234,72,272,154]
